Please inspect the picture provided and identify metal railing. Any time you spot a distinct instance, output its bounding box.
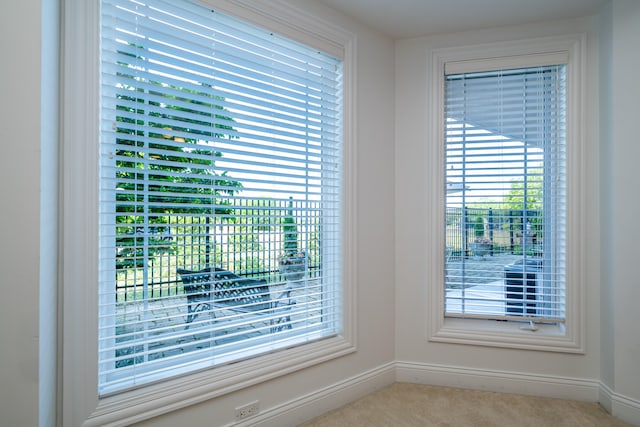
[115,198,322,301]
[446,207,543,257]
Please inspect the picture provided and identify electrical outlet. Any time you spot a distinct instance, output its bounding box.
[235,400,259,421]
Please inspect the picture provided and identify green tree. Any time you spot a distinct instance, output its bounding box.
[503,168,543,210]
[282,198,299,257]
[502,168,544,241]
[113,45,242,269]
[473,216,485,238]
[226,198,278,274]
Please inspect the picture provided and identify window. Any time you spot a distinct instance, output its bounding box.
[428,37,585,352]
[444,64,566,323]
[99,0,345,395]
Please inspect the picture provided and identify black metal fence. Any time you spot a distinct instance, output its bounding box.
[115,198,322,301]
[446,207,543,257]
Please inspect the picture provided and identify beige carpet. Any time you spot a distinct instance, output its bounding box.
[300,383,632,427]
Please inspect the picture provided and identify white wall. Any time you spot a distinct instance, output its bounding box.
[40,0,60,425]
[0,1,42,426]
[394,17,603,388]
[598,0,616,397]
[600,0,640,414]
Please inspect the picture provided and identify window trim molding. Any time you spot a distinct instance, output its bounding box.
[61,0,357,425]
[426,34,586,353]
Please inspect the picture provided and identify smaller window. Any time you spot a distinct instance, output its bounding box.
[428,37,585,352]
[444,65,566,324]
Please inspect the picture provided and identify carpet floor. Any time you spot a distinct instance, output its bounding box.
[299,383,633,427]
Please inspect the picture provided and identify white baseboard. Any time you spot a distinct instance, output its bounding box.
[238,361,396,427]
[599,382,640,426]
[233,361,640,427]
[395,361,600,402]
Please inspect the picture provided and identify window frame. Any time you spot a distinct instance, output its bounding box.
[61,0,357,425]
[98,0,345,396]
[443,64,567,323]
[426,35,586,353]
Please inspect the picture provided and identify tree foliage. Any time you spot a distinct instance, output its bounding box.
[114,44,242,269]
[282,198,300,257]
[503,168,543,210]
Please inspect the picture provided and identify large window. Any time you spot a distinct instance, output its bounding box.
[99,0,343,394]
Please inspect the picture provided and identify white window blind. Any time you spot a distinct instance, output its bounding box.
[99,0,343,395]
[444,64,566,324]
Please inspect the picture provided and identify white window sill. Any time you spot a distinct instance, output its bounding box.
[429,317,584,353]
[87,335,356,426]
